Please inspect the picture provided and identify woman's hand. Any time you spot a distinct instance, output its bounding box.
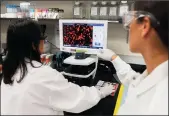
[97,49,117,61]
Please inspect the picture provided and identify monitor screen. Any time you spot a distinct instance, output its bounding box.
[62,23,104,49]
[59,20,108,54]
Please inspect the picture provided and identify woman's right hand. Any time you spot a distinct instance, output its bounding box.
[97,49,117,61]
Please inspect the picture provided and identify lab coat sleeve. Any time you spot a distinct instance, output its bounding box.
[41,67,102,113]
[111,56,141,86]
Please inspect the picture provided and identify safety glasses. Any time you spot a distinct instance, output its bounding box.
[122,11,160,30]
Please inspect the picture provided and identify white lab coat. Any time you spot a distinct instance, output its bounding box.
[1,60,102,115]
[112,56,168,115]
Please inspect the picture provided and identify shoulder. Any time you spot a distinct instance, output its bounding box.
[26,63,65,91]
[154,76,168,101]
[32,65,60,79]
[27,61,62,82]
[29,60,59,75]
[157,76,168,92]
[151,77,168,115]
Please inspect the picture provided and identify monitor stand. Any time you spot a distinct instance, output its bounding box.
[75,52,90,60]
[61,55,98,79]
[63,55,97,66]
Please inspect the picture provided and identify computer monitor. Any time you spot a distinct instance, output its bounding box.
[59,19,108,54]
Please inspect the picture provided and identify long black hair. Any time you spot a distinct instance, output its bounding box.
[2,19,43,85]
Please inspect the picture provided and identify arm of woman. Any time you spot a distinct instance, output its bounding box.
[111,55,141,86]
[98,49,141,86]
[31,66,113,113]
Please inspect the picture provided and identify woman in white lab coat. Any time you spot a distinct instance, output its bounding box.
[1,19,114,115]
[98,1,168,115]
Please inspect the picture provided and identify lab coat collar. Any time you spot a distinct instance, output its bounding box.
[136,60,168,96]
[131,70,148,88]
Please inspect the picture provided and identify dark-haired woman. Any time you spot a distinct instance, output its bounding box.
[1,19,114,115]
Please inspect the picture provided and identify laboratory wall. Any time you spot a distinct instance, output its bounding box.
[0,1,145,64]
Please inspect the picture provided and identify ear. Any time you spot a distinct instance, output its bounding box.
[141,17,151,38]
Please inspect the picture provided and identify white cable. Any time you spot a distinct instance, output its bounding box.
[92,56,98,80]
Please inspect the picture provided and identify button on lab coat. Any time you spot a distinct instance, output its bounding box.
[1,61,102,115]
[112,57,168,115]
